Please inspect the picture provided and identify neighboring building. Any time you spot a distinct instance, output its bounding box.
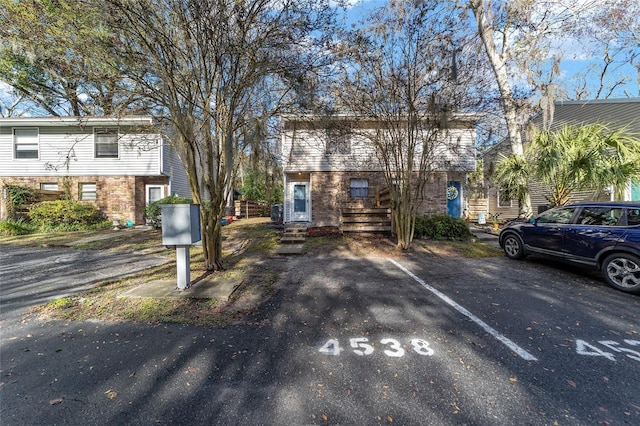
[280,114,480,231]
[0,116,191,224]
[483,98,640,219]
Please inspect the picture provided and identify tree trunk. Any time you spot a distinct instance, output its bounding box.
[469,0,532,216]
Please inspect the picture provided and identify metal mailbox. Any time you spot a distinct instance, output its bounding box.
[160,204,201,245]
[160,204,201,290]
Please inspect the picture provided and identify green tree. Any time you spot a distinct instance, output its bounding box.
[495,124,640,207]
[0,0,139,115]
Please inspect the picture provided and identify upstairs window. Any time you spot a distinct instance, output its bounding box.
[14,128,39,159]
[95,128,119,158]
[326,126,351,154]
[350,179,368,198]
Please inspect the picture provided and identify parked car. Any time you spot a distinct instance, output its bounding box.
[499,202,640,294]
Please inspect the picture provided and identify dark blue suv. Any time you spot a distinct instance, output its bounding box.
[499,202,640,294]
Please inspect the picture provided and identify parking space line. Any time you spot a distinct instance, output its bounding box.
[388,259,538,362]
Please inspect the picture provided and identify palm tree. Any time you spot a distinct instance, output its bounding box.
[494,124,640,209]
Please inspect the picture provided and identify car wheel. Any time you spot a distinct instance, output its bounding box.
[601,253,640,294]
[502,233,525,259]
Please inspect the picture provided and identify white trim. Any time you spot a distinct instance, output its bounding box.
[13,127,39,159]
[146,184,165,205]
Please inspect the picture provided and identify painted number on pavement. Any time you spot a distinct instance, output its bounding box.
[319,338,434,357]
[576,339,640,362]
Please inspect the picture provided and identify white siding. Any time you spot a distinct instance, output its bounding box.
[281,122,476,173]
[0,125,162,177]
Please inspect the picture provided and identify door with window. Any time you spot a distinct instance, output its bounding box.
[291,182,309,222]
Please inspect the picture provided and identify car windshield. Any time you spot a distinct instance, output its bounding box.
[536,207,576,224]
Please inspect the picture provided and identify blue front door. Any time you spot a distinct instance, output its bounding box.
[446,181,461,218]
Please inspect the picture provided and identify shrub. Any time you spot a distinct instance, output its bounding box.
[28,200,107,231]
[0,219,36,236]
[3,184,37,221]
[144,195,193,228]
[414,214,473,240]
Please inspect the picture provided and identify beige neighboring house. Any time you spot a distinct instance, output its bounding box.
[482,98,640,221]
[280,114,480,232]
[0,116,191,224]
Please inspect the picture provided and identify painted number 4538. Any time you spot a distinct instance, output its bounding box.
[319,337,434,357]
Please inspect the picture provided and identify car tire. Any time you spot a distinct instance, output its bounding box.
[601,253,640,294]
[502,233,525,260]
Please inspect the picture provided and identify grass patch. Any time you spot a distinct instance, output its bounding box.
[417,239,503,258]
[27,218,283,326]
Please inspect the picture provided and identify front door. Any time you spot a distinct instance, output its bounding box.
[292,183,309,222]
[446,181,461,218]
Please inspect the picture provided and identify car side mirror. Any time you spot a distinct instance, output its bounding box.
[529,218,537,225]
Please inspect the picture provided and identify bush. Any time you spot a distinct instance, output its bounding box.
[0,219,36,236]
[414,214,473,240]
[28,200,107,231]
[3,184,37,221]
[144,195,193,228]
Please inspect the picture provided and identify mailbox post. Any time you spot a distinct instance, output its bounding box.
[160,204,201,290]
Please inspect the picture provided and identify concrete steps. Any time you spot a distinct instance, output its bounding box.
[276,223,309,255]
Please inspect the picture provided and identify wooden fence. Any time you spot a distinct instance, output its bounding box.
[234,200,270,218]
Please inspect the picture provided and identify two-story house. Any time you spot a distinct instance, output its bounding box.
[280,114,480,231]
[0,116,191,224]
[483,98,640,219]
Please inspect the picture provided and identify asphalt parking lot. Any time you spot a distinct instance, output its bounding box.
[1,242,639,425]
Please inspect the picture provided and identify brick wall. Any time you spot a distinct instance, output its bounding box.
[0,176,168,224]
[310,171,448,227]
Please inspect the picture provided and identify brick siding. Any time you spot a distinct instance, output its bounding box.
[309,171,448,227]
[0,176,168,224]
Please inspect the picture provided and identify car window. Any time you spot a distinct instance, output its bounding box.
[536,207,576,224]
[577,207,623,226]
[627,208,640,226]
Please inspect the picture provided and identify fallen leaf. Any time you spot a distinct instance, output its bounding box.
[321,414,328,421]
[49,398,63,405]
[509,377,518,382]
[387,415,393,422]
[567,380,577,388]
[105,389,117,399]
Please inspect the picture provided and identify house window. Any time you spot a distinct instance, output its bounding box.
[326,126,351,154]
[40,183,59,191]
[497,190,512,208]
[14,128,39,159]
[350,179,368,198]
[94,128,119,158]
[79,183,97,201]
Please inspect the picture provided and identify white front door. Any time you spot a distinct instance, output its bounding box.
[292,182,310,222]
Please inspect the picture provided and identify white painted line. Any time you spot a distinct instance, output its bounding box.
[388,258,538,362]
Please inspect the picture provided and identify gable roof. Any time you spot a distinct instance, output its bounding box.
[531,98,640,134]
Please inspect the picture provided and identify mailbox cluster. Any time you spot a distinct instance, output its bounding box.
[160,204,201,290]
